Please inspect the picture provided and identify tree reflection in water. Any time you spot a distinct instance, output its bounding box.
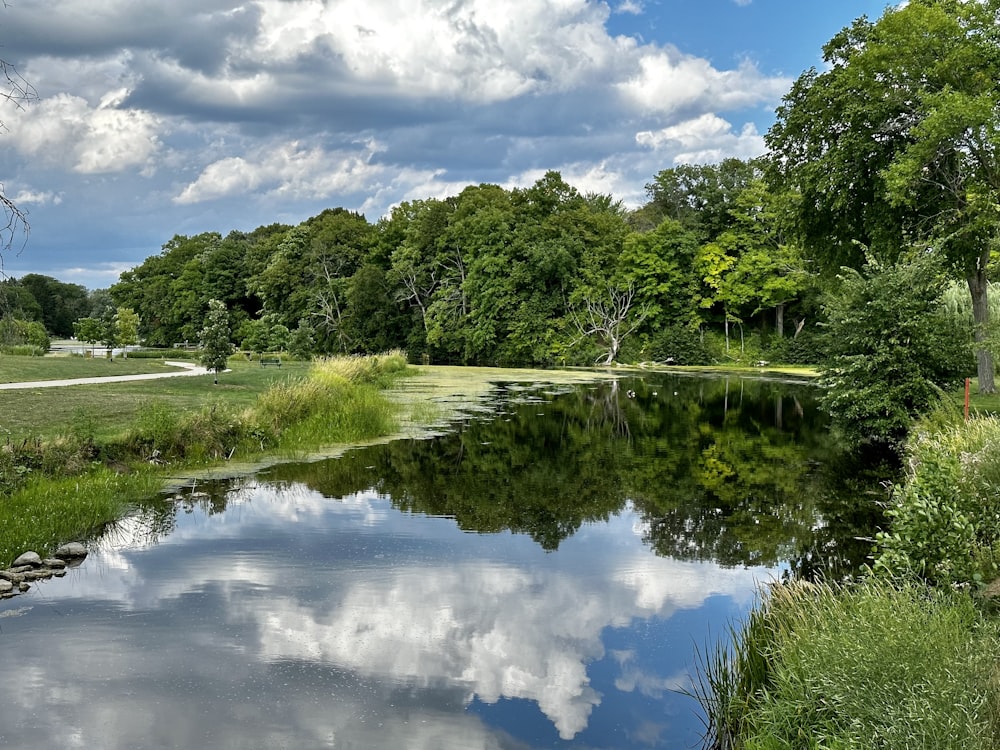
[250,374,890,578]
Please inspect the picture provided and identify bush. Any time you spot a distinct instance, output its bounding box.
[645,325,715,365]
[874,415,1000,586]
[819,254,973,448]
[764,329,826,365]
[1,344,46,356]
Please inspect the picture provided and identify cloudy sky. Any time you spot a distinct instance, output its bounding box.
[0,0,890,288]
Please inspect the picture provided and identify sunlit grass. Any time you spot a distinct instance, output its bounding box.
[0,468,162,565]
[695,578,1000,750]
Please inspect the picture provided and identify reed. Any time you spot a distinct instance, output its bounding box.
[695,578,1000,749]
[0,468,162,565]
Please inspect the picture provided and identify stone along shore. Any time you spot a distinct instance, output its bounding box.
[0,543,88,599]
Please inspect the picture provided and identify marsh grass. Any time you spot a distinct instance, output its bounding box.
[0,468,162,564]
[696,578,1000,750]
[875,414,1000,586]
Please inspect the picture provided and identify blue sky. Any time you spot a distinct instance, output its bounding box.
[0,0,891,288]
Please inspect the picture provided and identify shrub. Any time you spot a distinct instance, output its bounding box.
[874,415,1000,586]
[764,329,826,365]
[645,325,715,365]
[819,254,972,448]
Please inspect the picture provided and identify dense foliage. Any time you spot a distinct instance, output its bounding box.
[101,171,814,368]
[820,254,972,447]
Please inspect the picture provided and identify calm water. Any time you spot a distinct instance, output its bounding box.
[0,374,885,749]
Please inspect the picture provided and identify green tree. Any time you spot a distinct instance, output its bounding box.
[288,319,316,360]
[767,0,1000,391]
[199,299,232,384]
[18,274,89,337]
[72,317,104,356]
[114,307,140,356]
[820,253,971,448]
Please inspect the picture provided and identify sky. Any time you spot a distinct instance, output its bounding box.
[0,0,893,289]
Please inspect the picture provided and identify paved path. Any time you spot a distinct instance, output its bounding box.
[0,360,211,390]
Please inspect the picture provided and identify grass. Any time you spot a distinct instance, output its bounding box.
[697,577,1000,750]
[0,468,164,567]
[0,353,408,565]
[0,358,311,441]
[0,354,179,383]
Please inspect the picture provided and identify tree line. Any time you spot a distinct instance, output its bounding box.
[2,0,998,447]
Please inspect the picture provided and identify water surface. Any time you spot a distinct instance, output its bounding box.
[0,374,884,749]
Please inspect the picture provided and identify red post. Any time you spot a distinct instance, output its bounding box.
[965,377,971,421]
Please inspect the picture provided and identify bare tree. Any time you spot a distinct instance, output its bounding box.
[571,282,651,366]
[0,56,36,263]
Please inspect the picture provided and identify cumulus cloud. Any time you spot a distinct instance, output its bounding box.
[636,113,766,164]
[0,0,806,281]
[619,50,789,115]
[6,90,161,174]
[175,138,394,204]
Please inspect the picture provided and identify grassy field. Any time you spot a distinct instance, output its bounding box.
[0,354,178,383]
[0,357,311,441]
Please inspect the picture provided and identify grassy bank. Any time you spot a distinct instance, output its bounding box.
[0,352,409,565]
[700,409,1000,749]
[699,578,999,750]
[0,358,312,440]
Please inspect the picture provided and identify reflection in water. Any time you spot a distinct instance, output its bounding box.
[0,375,887,749]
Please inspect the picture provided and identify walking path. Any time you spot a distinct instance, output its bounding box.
[0,360,211,390]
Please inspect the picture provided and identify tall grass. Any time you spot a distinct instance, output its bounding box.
[0,468,162,565]
[696,578,1000,749]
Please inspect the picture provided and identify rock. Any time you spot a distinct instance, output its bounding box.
[11,551,42,568]
[0,570,23,583]
[17,582,29,592]
[0,579,12,594]
[42,558,67,569]
[53,543,87,560]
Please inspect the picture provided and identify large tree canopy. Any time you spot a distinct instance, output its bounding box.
[767,0,1000,391]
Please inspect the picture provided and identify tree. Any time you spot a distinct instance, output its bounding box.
[570,282,650,365]
[767,0,1000,392]
[114,307,140,356]
[18,274,89,337]
[72,317,104,356]
[0,52,35,259]
[199,299,232,384]
[820,253,971,448]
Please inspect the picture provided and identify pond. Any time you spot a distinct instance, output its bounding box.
[0,373,886,749]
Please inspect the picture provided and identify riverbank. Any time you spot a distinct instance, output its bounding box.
[0,353,410,565]
[0,358,629,566]
[700,407,1000,749]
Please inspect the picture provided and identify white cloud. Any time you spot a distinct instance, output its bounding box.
[11,189,62,205]
[175,138,397,204]
[619,50,789,115]
[636,113,766,164]
[7,91,162,174]
[615,1,644,15]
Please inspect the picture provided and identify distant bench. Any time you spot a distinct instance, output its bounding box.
[260,357,282,368]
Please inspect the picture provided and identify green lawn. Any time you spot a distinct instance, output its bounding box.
[0,354,182,383]
[0,358,311,441]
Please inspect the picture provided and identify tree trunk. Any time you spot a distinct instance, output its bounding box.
[775,303,785,338]
[968,266,995,394]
